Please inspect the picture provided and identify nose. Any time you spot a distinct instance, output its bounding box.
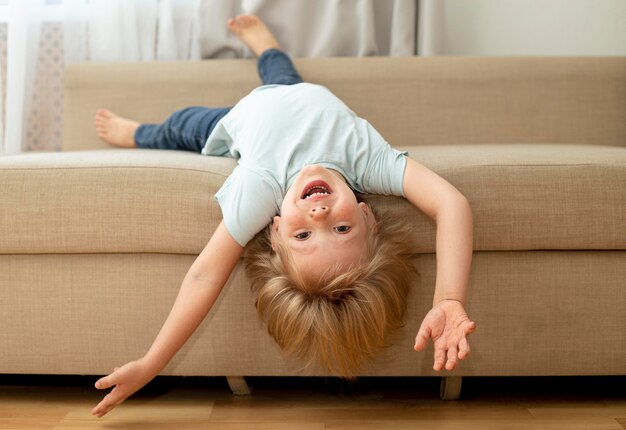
[309,205,329,219]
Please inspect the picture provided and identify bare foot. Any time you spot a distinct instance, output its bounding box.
[94,109,139,148]
[227,15,281,57]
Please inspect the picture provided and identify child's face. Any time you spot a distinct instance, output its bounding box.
[273,165,373,282]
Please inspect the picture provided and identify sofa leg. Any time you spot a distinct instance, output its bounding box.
[439,376,462,400]
[226,376,252,396]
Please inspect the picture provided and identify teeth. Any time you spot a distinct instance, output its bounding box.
[305,192,329,199]
[304,186,330,199]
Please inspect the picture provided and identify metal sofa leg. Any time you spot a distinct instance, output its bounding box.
[440,376,462,400]
[226,376,252,396]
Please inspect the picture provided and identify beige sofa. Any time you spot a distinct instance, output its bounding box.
[1,56,625,399]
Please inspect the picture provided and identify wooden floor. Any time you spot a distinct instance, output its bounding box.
[1,375,625,429]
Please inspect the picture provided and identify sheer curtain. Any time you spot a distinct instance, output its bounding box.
[0,0,201,154]
[0,0,417,154]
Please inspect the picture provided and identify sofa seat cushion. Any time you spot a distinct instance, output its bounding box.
[0,144,624,255]
[393,143,626,252]
[0,149,233,255]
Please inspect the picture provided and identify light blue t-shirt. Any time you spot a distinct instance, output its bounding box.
[203,83,407,247]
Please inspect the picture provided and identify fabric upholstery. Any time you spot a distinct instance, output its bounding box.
[1,251,624,376]
[0,56,624,379]
[1,144,624,254]
[64,57,626,151]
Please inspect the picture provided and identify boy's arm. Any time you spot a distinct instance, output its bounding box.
[91,221,243,418]
[402,157,476,371]
[402,157,473,304]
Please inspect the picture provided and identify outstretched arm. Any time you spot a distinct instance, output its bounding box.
[91,221,244,418]
[402,157,476,371]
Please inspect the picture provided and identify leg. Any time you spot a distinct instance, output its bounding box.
[226,376,252,396]
[95,106,230,153]
[228,15,303,85]
[440,376,462,400]
[135,106,231,153]
[257,49,303,86]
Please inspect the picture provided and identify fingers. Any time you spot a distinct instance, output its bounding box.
[94,373,117,390]
[94,366,123,390]
[445,346,458,371]
[433,332,473,372]
[91,389,126,418]
[414,322,432,351]
[433,345,447,371]
[458,336,471,360]
[434,345,460,372]
[92,370,121,418]
[465,320,477,334]
[416,314,477,372]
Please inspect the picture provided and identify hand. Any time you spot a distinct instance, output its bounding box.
[91,357,157,418]
[414,299,476,372]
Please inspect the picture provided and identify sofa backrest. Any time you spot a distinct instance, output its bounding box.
[64,56,626,151]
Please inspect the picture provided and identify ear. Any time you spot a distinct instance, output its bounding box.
[270,216,280,251]
[358,202,378,234]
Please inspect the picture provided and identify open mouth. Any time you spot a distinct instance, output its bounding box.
[301,180,333,200]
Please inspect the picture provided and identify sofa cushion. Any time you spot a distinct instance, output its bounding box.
[400,143,626,252]
[1,144,625,255]
[65,57,626,151]
[0,150,231,255]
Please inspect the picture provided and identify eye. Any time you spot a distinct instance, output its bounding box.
[295,231,311,240]
[334,226,351,234]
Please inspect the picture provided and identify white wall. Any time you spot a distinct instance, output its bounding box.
[425,0,626,55]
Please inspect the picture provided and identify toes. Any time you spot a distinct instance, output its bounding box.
[94,109,113,127]
[227,18,239,33]
[234,14,258,29]
[96,109,112,119]
[237,15,252,27]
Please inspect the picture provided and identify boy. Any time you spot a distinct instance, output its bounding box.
[91,15,475,418]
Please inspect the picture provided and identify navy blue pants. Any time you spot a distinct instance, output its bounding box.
[135,49,303,153]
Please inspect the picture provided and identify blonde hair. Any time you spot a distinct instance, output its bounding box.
[244,205,417,378]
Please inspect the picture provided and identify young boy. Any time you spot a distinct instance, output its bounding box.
[91,15,475,418]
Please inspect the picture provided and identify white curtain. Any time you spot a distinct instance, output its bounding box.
[0,0,417,154]
[417,0,444,55]
[198,0,417,58]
